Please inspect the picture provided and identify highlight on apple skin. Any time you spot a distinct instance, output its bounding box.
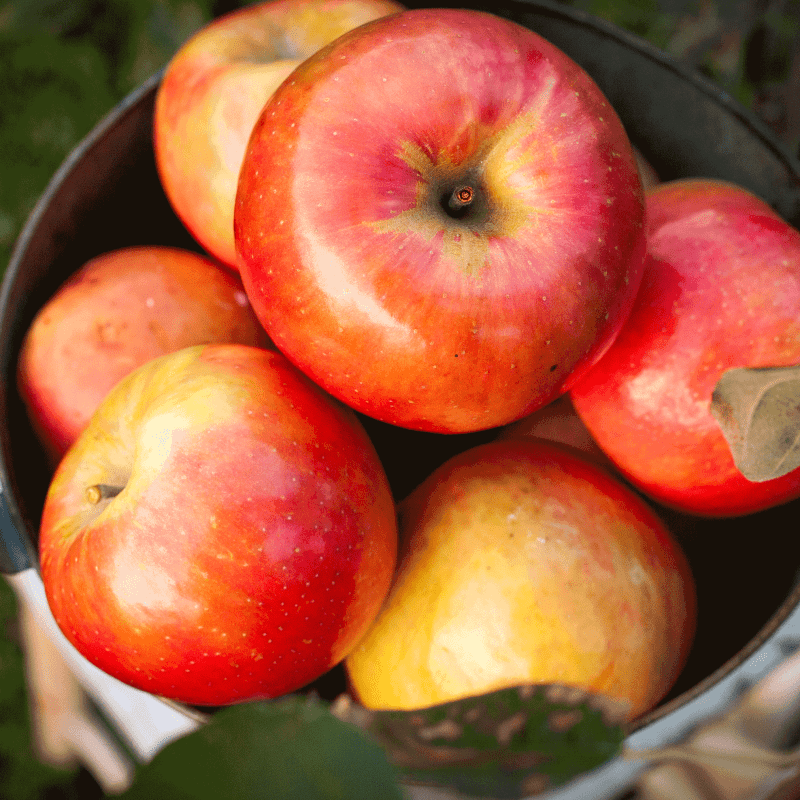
[17,245,270,465]
[345,438,696,722]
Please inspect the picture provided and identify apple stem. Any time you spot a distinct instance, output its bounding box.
[85,484,124,504]
[447,185,475,213]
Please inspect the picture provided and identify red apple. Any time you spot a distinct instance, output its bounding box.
[234,7,647,434]
[633,145,659,189]
[570,178,800,517]
[154,0,405,269]
[345,438,696,721]
[38,343,398,706]
[17,246,270,465]
[494,393,614,469]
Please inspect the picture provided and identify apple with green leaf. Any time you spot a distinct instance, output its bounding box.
[38,344,398,706]
[154,0,405,269]
[235,7,647,433]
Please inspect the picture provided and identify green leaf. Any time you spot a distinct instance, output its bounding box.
[334,684,627,798]
[118,695,404,800]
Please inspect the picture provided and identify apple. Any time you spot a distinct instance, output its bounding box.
[494,392,614,469]
[570,178,800,517]
[17,245,270,465]
[633,145,659,189]
[234,7,647,434]
[154,0,405,269]
[38,343,398,706]
[344,438,696,721]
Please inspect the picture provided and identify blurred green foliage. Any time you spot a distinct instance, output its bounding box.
[0,0,221,276]
[117,697,404,800]
[572,0,800,150]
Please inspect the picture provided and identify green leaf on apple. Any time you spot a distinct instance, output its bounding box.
[333,684,627,798]
[116,694,404,800]
[710,364,800,482]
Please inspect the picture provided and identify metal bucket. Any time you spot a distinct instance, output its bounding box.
[2,1,800,796]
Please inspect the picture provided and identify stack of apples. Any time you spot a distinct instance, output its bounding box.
[18,0,800,731]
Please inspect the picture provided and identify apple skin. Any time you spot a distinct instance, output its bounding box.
[38,343,398,706]
[154,0,405,269]
[570,178,800,517]
[235,8,646,434]
[344,438,695,721]
[17,246,270,466]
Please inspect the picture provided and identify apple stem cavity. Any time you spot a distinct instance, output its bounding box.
[85,483,124,504]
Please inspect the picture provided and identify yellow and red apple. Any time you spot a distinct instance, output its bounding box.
[345,438,696,721]
[39,344,398,706]
[154,0,405,269]
[235,8,647,433]
[17,245,269,465]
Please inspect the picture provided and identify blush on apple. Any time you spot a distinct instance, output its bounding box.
[38,344,398,706]
[570,178,800,517]
[154,0,405,269]
[344,438,696,721]
[234,7,647,434]
[17,245,270,465]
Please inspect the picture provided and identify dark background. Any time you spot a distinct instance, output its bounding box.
[0,0,798,797]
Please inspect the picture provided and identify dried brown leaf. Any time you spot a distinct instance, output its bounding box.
[710,365,800,482]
